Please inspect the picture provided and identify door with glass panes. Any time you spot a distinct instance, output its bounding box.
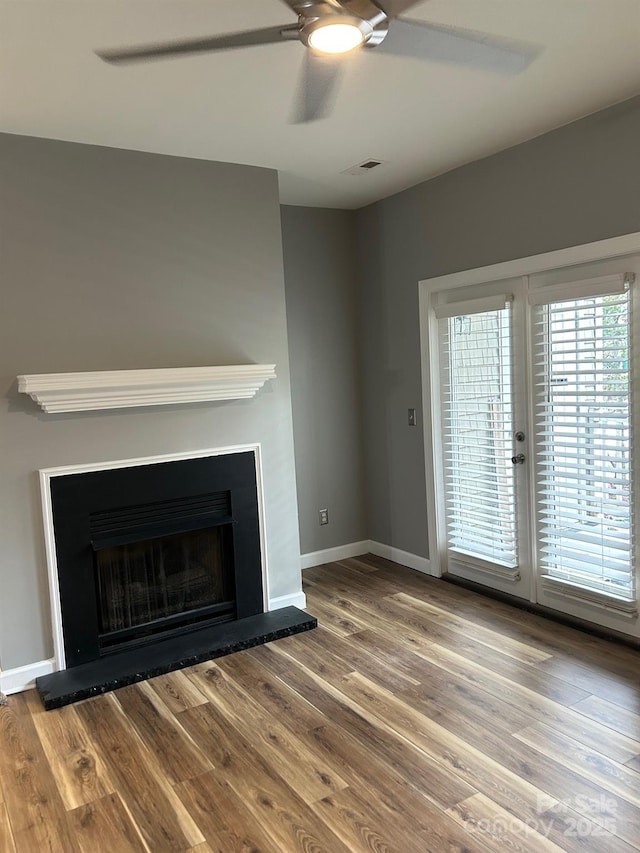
[425,259,638,625]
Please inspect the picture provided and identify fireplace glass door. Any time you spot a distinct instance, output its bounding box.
[95,525,235,650]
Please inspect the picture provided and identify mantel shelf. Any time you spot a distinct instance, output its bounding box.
[17,365,277,413]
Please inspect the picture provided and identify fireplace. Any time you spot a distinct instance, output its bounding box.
[36,448,316,709]
[50,451,265,668]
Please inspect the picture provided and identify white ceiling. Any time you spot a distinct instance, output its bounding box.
[1,1,640,209]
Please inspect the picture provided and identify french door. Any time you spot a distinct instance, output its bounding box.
[424,255,639,628]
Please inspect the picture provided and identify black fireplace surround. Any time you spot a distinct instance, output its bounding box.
[36,452,316,709]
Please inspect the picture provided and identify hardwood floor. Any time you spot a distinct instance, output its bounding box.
[1,553,639,852]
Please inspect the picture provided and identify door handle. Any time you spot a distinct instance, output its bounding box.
[511,453,526,465]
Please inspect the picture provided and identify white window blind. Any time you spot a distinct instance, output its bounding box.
[438,302,518,567]
[532,285,634,601]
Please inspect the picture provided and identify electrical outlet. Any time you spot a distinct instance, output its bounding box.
[408,408,417,426]
[319,508,329,526]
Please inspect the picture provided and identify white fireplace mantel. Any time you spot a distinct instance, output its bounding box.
[18,364,277,413]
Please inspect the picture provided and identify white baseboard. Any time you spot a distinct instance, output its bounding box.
[366,540,433,575]
[300,539,433,577]
[268,591,307,611]
[0,659,56,696]
[300,541,369,570]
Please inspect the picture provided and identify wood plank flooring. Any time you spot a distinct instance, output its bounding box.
[1,553,639,852]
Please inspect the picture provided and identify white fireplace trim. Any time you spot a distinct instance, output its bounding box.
[39,444,272,672]
[19,364,277,413]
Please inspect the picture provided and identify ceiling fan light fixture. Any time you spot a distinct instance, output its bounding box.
[306,18,371,55]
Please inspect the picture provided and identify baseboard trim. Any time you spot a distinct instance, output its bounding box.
[300,541,369,570]
[368,540,432,575]
[300,539,432,577]
[268,591,307,611]
[0,659,56,695]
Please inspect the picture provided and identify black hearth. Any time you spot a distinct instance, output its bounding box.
[36,452,316,709]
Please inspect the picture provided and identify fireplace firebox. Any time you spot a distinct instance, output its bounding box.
[94,518,235,650]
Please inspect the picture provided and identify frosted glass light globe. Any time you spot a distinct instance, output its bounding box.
[308,23,365,54]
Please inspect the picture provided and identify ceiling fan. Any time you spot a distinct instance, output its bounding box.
[97,0,539,123]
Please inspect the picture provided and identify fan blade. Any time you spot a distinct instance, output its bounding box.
[374,0,425,17]
[97,24,299,63]
[378,18,541,73]
[292,51,344,123]
[279,0,346,11]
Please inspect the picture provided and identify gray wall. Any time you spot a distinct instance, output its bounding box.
[356,95,640,558]
[5,93,640,670]
[281,207,367,554]
[0,134,301,670]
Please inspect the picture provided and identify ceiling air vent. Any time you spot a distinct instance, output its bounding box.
[341,158,386,176]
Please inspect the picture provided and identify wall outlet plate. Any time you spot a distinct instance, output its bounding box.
[319,508,329,526]
[408,408,417,426]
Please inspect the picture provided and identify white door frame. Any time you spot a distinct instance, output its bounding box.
[419,232,640,582]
